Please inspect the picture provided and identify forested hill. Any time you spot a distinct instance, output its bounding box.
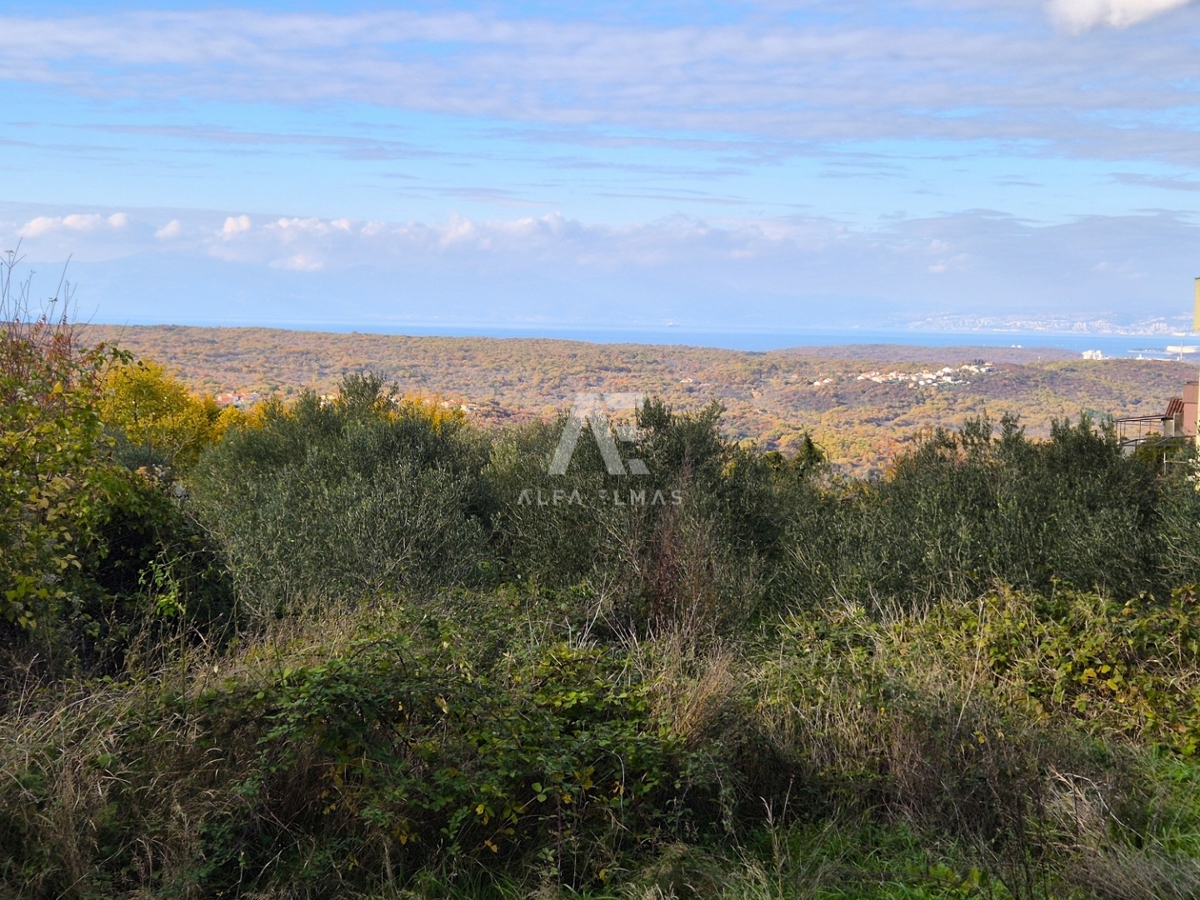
[83,324,1191,474]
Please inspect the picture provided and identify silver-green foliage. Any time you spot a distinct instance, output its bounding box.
[189,377,491,620]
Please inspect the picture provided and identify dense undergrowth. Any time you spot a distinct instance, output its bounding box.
[6,298,1200,898]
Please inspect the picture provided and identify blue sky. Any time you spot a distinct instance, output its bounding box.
[3,0,1200,333]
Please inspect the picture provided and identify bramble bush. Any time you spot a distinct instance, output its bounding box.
[0,250,121,636]
[0,596,732,897]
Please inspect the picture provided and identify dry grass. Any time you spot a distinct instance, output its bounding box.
[0,668,231,898]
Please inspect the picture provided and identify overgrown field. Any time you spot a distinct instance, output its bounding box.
[7,305,1200,898]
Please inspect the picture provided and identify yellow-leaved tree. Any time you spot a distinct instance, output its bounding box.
[100,360,241,470]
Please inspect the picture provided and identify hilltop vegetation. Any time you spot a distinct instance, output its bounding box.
[83,324,1191,476]
[6,313,1200,899]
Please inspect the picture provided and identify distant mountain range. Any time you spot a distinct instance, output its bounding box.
[906,316,1188,336]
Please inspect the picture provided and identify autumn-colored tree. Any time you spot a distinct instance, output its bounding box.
[100,359,240,470]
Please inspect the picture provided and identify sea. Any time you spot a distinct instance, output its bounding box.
[110,315,1199,360]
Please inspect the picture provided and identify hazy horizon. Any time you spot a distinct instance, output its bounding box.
[5,1,1200,330]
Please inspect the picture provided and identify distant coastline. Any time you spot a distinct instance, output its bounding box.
[87,319,1196,359]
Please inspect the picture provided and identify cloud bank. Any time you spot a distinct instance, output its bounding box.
[19,213,128,238]
[1049,0,1193,31]
[2,202,1193,331]
[3,3,1200,164]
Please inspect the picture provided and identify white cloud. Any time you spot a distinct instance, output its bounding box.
[1049,0,1193,31]
[155,219,182,239]
[19,216,59,237]
[221,215,251,237]
[439,214,479,249]
[269,217,330,239]
[19,212,127,237]
[61,214,104,230]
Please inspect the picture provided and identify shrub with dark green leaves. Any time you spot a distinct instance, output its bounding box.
[189,375,493,618]
[927,587,1200,755]
[486,398,826,636]
[211,639,691,882]
[780,414,1164,613]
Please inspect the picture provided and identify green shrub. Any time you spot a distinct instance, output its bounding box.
[189,375,493,620]
[923,588,1200,755]
[1,258,229,691]
[780,414,1163,614]
[486,399,823,638]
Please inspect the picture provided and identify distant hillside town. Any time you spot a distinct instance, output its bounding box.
[908,315,1184,336]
